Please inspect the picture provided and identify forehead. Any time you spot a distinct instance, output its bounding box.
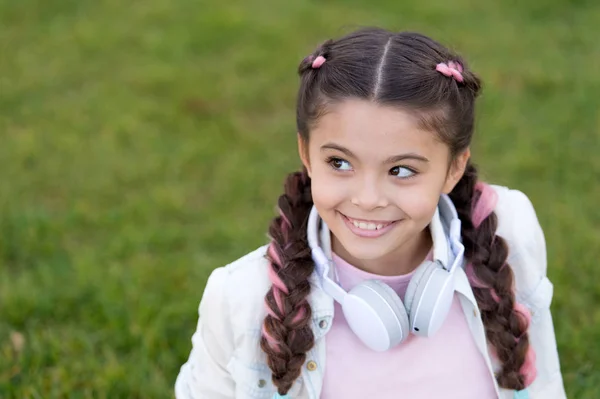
[310,99,446,157]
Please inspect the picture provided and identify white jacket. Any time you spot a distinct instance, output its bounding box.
[175,186,567,399]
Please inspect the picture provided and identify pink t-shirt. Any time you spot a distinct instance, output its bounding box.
[321,252,497,399]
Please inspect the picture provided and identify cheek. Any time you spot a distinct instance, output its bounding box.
[394,190,436,222]
[309,166,347,208]
[393,176,447,221]
[398,184,441,207]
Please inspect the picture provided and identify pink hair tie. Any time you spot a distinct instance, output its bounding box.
[311,55,326,69]
[436,61,464,82]
[472,181,498,228]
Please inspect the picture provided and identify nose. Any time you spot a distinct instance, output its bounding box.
[351,176,389,210]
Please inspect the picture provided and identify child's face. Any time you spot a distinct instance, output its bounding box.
[299,99,468,271]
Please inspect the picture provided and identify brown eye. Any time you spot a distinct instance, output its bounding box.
[390,166,416,178]
[328,157,352,171]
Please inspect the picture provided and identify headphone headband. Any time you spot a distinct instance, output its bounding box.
[307,195,466,349]
[307,194,465,287]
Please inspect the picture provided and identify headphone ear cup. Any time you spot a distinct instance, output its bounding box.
[404,261,439,333]
[344,280,409,351]
[364,280,410,342]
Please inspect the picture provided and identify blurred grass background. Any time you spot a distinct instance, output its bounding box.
[0,0,599,397]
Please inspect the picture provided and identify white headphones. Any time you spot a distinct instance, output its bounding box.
[307,194,465,352]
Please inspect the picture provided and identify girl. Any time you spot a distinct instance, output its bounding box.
[175,28,566,399]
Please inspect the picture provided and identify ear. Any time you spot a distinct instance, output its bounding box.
[442,148,470,194]
[297,133,312,177]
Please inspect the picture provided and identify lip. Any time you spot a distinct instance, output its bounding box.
[339,212,399,238]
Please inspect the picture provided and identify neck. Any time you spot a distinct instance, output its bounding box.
[332,227,432,276]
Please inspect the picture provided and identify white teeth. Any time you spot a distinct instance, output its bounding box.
[352,220,386,231]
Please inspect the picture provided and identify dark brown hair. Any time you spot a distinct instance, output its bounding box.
[260,27,532,395]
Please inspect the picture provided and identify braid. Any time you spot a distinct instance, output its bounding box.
[260,168,315,395]
[449,162,537,390]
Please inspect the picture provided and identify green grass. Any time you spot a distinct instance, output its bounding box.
[1,0,599,397]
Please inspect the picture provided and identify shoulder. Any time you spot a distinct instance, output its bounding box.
[220,243,271,296]
[202,244,271,333]
[490,184,548,300]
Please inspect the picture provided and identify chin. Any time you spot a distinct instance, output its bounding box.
[334,232,397,261]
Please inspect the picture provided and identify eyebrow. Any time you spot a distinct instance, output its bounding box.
[320,143,430,163]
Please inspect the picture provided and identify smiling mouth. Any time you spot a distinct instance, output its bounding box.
[341,214,399,231]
